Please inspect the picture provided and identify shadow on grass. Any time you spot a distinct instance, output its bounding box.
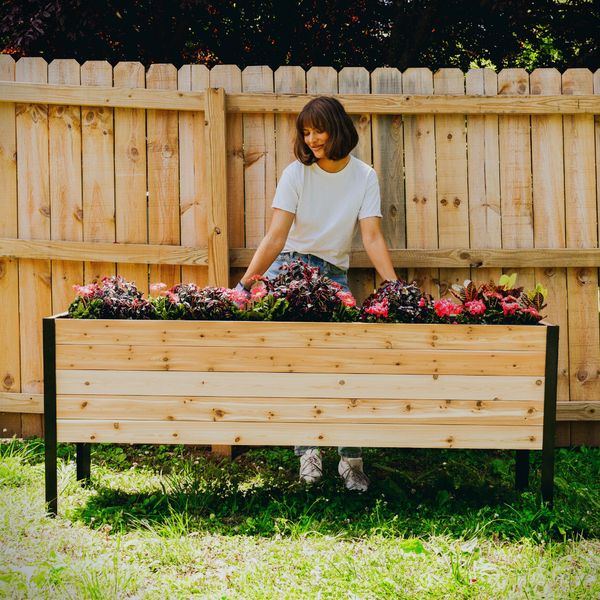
[66,446,600,542]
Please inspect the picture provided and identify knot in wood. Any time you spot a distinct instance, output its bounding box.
[235,436,241,442]
[447,133,452,140]
[339,380,345,385]
[453,198,461,207]
[433,374,439,380]
[421,197,427,204]
[81,401,88,408]
[536,380,543,386]
[576,370,588,382]
[40,205,51,217]
[390,205,397,216]
[113,422,119,429]
[3,374,14,388]
[214,227,221,234]
[578,268,591,284]
[416,132,422,138]
[440,198,447,206]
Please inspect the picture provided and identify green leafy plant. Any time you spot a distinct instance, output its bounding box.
[359,279,432,323]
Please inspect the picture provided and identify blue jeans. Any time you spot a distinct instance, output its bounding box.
[265,251,361,459]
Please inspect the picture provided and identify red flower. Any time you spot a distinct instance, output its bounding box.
[418,298,426,307]
[336,291,357,308]
[434,298,463,318]
[365,298,388,318]
[251,286,267,300]
[465,299,486,316]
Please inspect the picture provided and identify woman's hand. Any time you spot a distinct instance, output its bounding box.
[360,216,397,282]
[240,209,295,287]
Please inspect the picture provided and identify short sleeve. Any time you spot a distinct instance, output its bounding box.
[358,168,382,220]
[272,162,301,214]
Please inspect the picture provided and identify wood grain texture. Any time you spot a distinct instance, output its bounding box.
[0,393,43,414]
[54,320,549,351]
[179,64,210,288]
[2,393,595,421]
[56,420,544,449]
[340,67,375,304]
[54,344,546,376]
[434,69,470,298]
[563,69,600,446]
[7,240,600,269]
[530,68,570,446]
[48,59,84,315]
[146,64,180,289]
[371,68,405,254]
[81,61,116,286]
[4,81,600,114]
[242,66,276,247]
[56,369,545,401]
[0,55,21,437]
[204,87,230,287]
[56,395,545,425]
[209,66,244,256]
[403,68,438,297]
[465,68,502,289]
[274,66,305,180]
[16,57,51,438]
[114,62,148,295]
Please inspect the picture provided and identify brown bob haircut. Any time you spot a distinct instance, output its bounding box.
[293,96,359,165]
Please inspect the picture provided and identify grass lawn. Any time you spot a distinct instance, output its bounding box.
[1,438,599,599]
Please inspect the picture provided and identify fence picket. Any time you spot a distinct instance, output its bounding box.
[48,59,83,316]
[16,57,50,439]
[371,68,404,274]
[114,62,148,296]
[178,64,210,288]
[403,68,438,297]
[434,69,469,298]
[0,55,21,437]
[242,66,276,248]
[498,69,535,293]
[563,68,600,447]
[530,68,570,446]
[465,68,502,288]
[81,61,115,287]
[146,64,180,289]
[209,66,244,287]
[340,67,375,304]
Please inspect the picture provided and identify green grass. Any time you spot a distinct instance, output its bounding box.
[1,438,600,599]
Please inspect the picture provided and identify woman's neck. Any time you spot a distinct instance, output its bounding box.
[317,155,351,173]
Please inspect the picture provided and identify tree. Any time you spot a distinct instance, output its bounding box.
[1,0,598,70]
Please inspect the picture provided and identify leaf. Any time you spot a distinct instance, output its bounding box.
[399,539,429,554]
[499,273,517,290]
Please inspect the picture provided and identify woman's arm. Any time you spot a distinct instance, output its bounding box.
[239,208,295,288]
[360,216,397,282]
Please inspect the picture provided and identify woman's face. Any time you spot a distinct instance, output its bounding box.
[303,125,329,160]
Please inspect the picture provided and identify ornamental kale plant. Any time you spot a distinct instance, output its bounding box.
[151,283,241,321]
[359,279,432,323]
[68,276,157,319]
[259,260,359,322]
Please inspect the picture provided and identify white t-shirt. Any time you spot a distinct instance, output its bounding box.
[271,156,382,270]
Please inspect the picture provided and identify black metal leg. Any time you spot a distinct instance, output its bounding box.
[541,325,559,508]
[43,318,58,516]
[515,449,530,490]
[76,443,91,485]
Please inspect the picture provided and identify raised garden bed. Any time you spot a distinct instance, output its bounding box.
[44,316,559,513]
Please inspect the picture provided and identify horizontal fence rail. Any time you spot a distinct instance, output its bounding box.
[2,82,600,114]
[4,238,600,268]
[1,56,600,450]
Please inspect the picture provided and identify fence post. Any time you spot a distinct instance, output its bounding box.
[204,87,232,458]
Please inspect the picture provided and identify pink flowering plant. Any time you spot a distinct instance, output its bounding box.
[359,279,432,323]
[68,276,157,319]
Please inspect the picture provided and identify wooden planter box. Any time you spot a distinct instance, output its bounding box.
[43,316,559,513]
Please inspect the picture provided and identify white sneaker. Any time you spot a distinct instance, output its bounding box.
[338,457,370,491]
[299,449,322,483]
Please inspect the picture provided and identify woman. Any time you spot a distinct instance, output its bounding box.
[237,96,396,491]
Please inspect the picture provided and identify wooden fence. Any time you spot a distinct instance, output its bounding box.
[1,56,600,449]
